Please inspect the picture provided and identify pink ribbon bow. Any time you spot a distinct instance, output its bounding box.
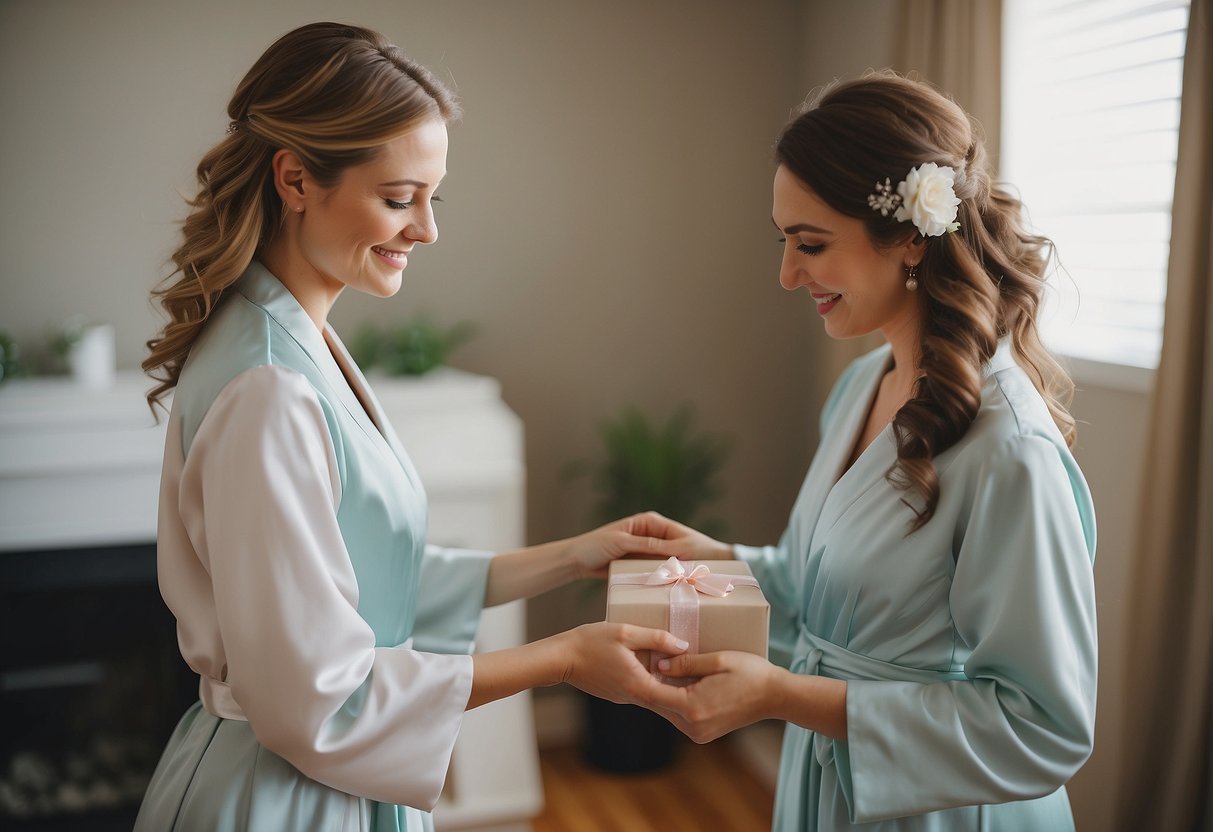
[610,557,758,658]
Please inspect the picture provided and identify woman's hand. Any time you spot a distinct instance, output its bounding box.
[558,622,690,704]
[483,512,733,606]
[643,650,785,743]
[469,623,689,711]
[567,511,733,579]
[648,651,849,743]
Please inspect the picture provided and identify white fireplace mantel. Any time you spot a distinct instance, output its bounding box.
[0,373,168,552]
[0,368,541,830]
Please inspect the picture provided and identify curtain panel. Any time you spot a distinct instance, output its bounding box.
[1116,0,1213,829]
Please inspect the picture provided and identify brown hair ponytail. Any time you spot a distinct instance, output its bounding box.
[143,22,459,411]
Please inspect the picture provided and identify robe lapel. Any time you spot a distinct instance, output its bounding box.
[233,261,383,448]
[810,356,894,545]
[323,327,425,491]
[814,426,897,541]
[323,326,387,438]
[810,338,1019,541]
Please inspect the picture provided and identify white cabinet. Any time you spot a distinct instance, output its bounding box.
[369,370,541,831]
[0,368,542,830]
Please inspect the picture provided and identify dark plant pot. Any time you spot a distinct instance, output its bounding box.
[582,695,681,773]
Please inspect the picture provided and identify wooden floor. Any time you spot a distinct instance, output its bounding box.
[531,740,774,832]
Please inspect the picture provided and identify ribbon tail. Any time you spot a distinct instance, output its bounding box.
[693,574,736,597]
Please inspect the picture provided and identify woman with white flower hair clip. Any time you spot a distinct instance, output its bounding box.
[638,71,1097,830]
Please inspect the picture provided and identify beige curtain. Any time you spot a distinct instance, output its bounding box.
[1116,0,1213,829]
[895,0,1003,170]
[819,0,1003,383]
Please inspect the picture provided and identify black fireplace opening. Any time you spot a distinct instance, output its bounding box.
[1,544,196,831]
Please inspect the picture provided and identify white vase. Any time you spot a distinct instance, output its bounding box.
[68,324,115,389]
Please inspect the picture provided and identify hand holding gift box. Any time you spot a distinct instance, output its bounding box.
[606,558,769,682]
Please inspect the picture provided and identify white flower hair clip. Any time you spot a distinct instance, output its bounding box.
[868,162,961,237]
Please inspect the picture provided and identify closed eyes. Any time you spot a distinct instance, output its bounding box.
[777,237,825,256]
[385,195,443,210]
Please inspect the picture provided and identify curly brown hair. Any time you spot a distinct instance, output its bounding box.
[142,22,460,411]
[776,72,1075,531]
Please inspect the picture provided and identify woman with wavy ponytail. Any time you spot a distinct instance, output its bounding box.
[137,23,697,832]
[635,72,1099,831]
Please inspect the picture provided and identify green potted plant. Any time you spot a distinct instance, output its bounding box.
[0,331,30,385]
[349,315,476,376]
[567,404,731,773]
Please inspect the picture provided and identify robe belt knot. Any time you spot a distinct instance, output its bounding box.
[790,628,970,769]
[198,636,415,723]
[199,676,247,721]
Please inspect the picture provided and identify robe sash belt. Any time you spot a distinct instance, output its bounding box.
[609,557,758,655]
[790,627,968,768]
[199,676,247,721]
[197,637,415,722]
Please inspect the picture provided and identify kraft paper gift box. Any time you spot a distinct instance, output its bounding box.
[606,558,769,667]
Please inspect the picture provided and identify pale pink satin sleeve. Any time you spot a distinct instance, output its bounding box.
[159,364,471,810]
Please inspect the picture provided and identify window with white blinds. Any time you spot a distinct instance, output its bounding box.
[1001,0,1190,373]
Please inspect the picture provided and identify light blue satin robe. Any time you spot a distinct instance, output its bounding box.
[737,343,1097,831]
[135,262,492,832]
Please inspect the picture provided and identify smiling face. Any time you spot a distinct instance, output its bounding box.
[772,164,924,345]
[265,118,449,325]
[304,118,448,296]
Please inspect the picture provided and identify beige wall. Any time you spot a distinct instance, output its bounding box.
[0,1,818,628]
[0,1,819,537]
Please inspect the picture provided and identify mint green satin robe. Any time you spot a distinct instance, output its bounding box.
[135,263,492,832]
[737,344,1097,830]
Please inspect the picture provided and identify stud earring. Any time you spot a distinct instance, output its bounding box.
[904,263,919,291]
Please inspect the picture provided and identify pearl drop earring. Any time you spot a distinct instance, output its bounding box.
[905,263,919,291]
